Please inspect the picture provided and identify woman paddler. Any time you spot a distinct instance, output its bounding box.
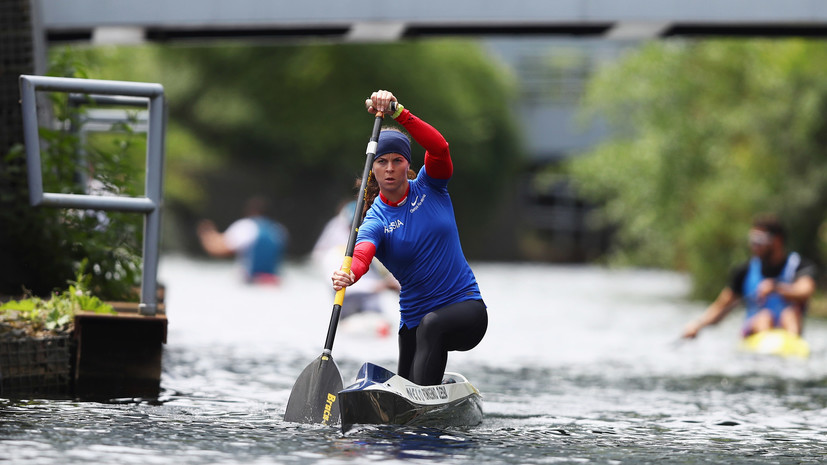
[331,89,488,386]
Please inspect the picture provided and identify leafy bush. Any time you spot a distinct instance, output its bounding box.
[0,49,144,300]
[0,262,115,338]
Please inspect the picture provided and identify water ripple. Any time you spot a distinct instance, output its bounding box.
[4,260,827,464]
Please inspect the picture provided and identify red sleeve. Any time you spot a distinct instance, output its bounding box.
[350,241,376,281]
[394,108,453,179]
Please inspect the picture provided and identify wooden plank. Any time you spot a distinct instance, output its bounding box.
[73,312,167,399]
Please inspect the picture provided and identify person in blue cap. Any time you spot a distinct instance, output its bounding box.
[331,89,488,386]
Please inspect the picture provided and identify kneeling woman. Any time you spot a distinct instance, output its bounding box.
[332,89,488,386]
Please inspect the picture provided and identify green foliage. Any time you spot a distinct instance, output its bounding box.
[0,48,143,300]
[567,40,827,298]
[0,262,115,337]
[64,41,523,256]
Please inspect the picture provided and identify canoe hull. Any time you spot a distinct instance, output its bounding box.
[339,363,483,432]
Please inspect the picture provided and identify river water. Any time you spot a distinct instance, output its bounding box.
[3,255,827,464]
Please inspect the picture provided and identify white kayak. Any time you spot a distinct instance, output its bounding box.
[338,313,392,339]
[338,362,483,432]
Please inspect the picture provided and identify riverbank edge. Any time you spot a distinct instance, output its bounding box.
[1,306,167,399]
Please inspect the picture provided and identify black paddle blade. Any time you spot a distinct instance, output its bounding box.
[284,354,343,425]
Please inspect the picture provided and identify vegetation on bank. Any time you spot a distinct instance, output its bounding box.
[567,40,827,300]
[0,264,115,339]
[1,52,144,300]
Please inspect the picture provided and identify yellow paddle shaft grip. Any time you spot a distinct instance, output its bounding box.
[334,256,354,306]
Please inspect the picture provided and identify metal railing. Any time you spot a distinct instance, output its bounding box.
[19,75,166,316]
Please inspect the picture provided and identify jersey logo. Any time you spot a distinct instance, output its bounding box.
[384,219,404,234]
[410,194,427,213]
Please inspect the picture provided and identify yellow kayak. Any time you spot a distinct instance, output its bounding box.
[739,329,810,358]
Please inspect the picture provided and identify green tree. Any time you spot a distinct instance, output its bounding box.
[567,40,827,298]
[68,41,524,258]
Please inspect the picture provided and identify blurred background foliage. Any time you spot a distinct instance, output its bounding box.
[565,39,827,299]
[61,40,525,261]
[6,38,827,306]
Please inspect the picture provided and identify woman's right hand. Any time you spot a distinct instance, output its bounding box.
[332,269,356,291]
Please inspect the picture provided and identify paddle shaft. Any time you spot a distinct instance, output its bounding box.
[284,101,396,425]
[322,103,394,353]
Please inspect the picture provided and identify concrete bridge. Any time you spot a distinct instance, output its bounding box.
[38,0,827,45]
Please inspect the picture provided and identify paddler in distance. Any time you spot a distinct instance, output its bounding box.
[331,89,488,386]
[682,215,817,339]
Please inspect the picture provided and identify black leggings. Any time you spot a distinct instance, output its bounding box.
[397,299,487,386]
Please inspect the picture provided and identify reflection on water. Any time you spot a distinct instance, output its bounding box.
[2,255,827,464]
[344,426,476,461]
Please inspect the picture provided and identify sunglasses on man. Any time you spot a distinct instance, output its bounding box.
[748,230,772,247]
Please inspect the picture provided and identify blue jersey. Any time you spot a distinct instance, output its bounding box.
[742,252,800,320]
[244,217,287,277]
[356,167,482,329]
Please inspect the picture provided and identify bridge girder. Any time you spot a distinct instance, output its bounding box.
[39,0,827,45]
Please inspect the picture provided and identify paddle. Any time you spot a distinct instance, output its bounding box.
[284,102,395,425]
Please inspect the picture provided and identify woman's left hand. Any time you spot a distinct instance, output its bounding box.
[366,89,397,115]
